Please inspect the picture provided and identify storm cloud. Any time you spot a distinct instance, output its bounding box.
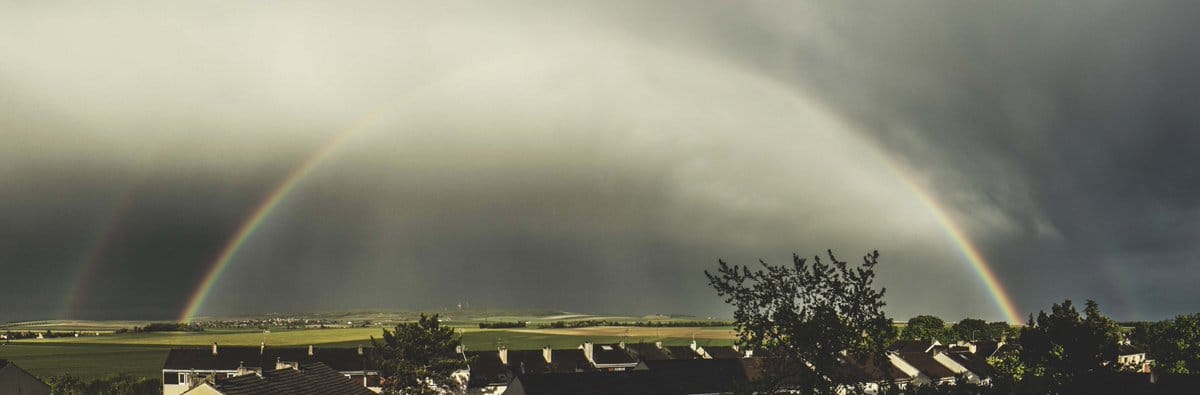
[2,1,1197,322]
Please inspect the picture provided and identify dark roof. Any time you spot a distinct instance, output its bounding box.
[466,351,511,387]
[973,341,1000,358]
[702,346,744,359]
[837,354,912,383]
[663,346,701,360]
[0,359,51,394]
[623,343,672,361]
[945,352,993,377]
[505,350,550,374]
[591,344,637,365]
[888,340,935,353]
[548,349,595,373]
[507,360,752,395]
[507,371,666,395]
[209,363,374,395]
[1119,343,1145,355]
[897,352,957,380]
[642,359,751,393]
[164,346,375,372]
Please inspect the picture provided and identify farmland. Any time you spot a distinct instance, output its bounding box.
[0,311,735,380]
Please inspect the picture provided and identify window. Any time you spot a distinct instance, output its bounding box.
[179,373,190,384]
[163,372,179,385]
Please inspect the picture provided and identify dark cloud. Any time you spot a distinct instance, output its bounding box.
[1,1,1197,322]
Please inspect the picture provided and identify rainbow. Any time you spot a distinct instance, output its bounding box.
[886,164,1024,324]
[177,109,393,323]
[63,187,138,319]
[176,102,1022,324]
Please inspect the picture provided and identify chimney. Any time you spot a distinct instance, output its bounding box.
[498,347,509,365]
[583,342,595,363]
[212,343,218,356]
[618,341,625,350]
[967,343,977,354]
[731,344,739,352]
[276,357,286,371]
[260,342,265,355]
[307,345,314,356]
[357,345,364,356]
[236,362,249,376]
[655,341,663,349]
[689,340,698,351]
[543,346,552,364]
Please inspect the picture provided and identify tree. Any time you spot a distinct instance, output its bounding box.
[902,315,948,342]
[371,314,468,395]
[1017,299,1120,392]
[706,250,895,394]
[1135,313,1200,374]
[945,319,993,340]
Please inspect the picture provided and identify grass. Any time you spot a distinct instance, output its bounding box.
[0,344,168,380]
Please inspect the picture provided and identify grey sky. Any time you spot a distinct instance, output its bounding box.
[2,1,1196,322]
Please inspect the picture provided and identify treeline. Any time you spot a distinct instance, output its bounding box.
[44,373,160,395]
[2,329,74,340]
[479,321,527,329]
[1129,313,1200,374]
[899,316,1017,343]
[536,320,733,329]
[132,322,204,332]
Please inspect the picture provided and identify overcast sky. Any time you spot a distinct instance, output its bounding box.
[2,1,1197,322]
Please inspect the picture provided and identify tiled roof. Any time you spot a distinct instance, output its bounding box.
[701,346,743,359]
[164,346,375,372]
[641,359,751,393]
[465,351,510,387]
[897,352,957,380]
[506,350,550,374]
[548,349,595,373]
[1119,343,1145,356]
[888,340,935,353]
[663,346,701,360]
[837,354,912,383]
[623,343,672,361]
[591,344,637,365]
[209,363,374,395]
[945,352,992,377]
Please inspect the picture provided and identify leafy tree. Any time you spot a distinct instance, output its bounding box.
[1135,313,1200,374]
[902,315,948,342]
[706,250,895,394]
[1017,299,1120,392]
[950,318,988,342]
[371,314,468,395]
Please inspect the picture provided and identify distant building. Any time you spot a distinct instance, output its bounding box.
[1118,342,1152,373]
[162,344,381,395]
[0,359,51,395]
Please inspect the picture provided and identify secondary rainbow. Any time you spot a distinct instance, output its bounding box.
[62,187,138,319]
[177,110,392,322]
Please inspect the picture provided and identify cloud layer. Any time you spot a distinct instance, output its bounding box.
[2,1,1196,322]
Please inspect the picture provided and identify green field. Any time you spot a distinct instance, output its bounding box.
[0,344,168,379]
[1,325,734,380]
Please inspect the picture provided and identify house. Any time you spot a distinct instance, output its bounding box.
[465,351,511,395]
[162,344,381,395]
[583,342,639,371]
[181,362,374,395]
[1118,342,1152,373]
[505,358,753,395]
[622,342,674,361]
[888,340,940,354]
[0,359,51,395]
